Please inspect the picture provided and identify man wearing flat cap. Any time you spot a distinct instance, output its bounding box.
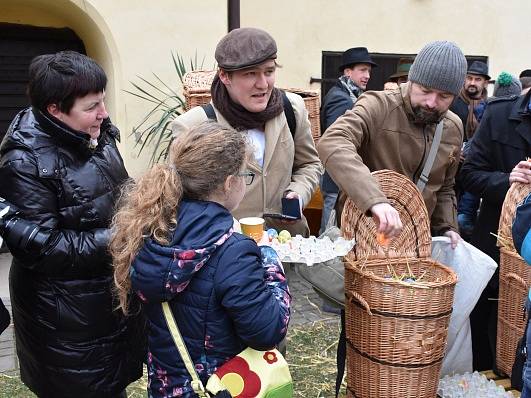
[318,40,467,249]
[319,47,377,233]
[171,27,321,236]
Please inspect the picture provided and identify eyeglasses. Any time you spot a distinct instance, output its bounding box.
[237,171,255,185]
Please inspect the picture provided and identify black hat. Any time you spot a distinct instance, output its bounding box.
[520,69,531,78]
[467,61,490,80]
[338,47,377,72]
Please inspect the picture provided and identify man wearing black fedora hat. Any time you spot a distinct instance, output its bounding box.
[451,60,491,140]
[319,47,377,233]
[451,61,490,241]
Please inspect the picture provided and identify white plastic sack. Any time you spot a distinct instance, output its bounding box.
[431,237,497,376]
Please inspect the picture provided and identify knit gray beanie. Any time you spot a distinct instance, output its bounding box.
[408,41,467,96]
[493,72,522,97]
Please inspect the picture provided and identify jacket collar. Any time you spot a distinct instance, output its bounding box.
[32,107,116,156]
[509,91,531,122]
[401,82,417,122]
[511,91,531,148]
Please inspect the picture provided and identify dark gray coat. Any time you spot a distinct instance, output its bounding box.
[460,92,531,265]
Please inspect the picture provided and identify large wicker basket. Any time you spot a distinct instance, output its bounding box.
[496,181,531,377]
[341,170,457,398]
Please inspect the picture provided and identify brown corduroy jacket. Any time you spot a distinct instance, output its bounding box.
[317,83,463,234]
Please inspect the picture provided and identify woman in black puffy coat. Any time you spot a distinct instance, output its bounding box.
[0,51,145,398]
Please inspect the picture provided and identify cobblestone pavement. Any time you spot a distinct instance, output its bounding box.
[0,253,338,373]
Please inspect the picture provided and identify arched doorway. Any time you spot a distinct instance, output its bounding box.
[0,22,86,142]
[0,0,122,142]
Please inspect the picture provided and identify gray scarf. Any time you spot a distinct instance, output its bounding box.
[339,75,363,103]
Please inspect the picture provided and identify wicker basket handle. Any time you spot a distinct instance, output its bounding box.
[505,272,528,290]
[346,291,373,315]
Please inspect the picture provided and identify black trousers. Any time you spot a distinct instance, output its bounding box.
[470,278,499,371]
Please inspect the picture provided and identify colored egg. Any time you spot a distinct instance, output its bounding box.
[278,230,292,243]
[267,228,278,241]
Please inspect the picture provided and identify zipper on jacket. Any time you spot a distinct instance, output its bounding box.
[412,125,429,183]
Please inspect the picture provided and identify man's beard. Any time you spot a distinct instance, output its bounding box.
[465,85,481,98]
[412,105,443,123]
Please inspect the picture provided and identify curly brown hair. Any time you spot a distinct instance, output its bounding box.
[111,122,248,313]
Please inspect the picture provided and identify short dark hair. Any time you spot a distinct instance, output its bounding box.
[521,77,531,90]
[28,51,107,113]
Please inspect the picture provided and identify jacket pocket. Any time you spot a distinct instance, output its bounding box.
[53,276,121,341]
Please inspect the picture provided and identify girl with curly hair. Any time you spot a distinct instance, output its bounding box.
[111,122,291,397]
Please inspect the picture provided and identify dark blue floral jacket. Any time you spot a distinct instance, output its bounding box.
[131,200,291,398]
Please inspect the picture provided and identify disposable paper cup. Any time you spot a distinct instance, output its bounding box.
[239,217,265,242]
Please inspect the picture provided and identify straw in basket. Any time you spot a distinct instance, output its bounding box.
[341,170,457,398]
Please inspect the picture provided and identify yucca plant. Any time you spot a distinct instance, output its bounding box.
[126,52,209,164]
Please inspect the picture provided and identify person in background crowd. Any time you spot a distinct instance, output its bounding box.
[451,61,490,140]
[513,191,531,397]
[171,27,321,236]
[111,122,290,398]
[383,57,414,90]
[457,70,524,243]
[0,51,145,398]
[451,61,491,239]
[319,47,377,234]
[493,71,523,98]
[460,86,531,371]
[520,69,531,95]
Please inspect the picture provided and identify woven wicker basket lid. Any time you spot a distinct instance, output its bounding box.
[341,170,432,260]
[497,181,531,251]
[183,70,216,94]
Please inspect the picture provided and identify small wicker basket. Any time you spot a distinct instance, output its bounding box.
[182,70,216,111]
[341,170,457,398]
[496,181,531,377]
[282,88,321,143]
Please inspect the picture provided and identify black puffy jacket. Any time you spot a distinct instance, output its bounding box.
[0,108,145,397]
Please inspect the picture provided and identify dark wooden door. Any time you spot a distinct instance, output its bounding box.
[0,23,86,143]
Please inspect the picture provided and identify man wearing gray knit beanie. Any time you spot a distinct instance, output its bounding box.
[318,41,467,248]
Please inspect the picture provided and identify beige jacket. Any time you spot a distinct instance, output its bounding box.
[171,92,322,235]
[317,83,463,234]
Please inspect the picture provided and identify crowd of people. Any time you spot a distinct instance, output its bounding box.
[0,25,530,398]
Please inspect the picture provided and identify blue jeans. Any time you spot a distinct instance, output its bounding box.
[457,191,480,218]
[522,297,531,397]
[457,191,480,236]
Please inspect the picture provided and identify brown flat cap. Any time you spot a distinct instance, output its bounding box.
[215,27,277,71]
